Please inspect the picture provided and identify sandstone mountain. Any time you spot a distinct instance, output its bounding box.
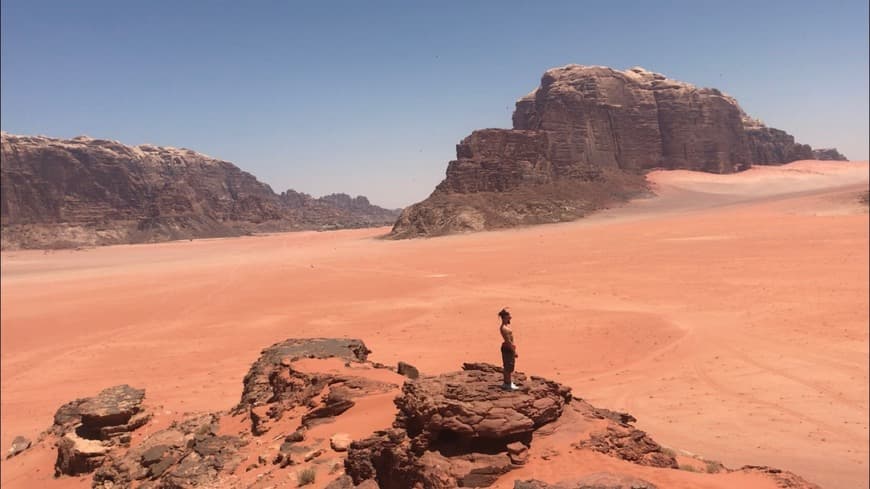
[390,65,848,239]
[0,133,400,249]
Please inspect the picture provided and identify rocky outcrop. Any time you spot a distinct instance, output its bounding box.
[742,117,814,164]
[0,133,400,249]
[346,363,573,488]
[10,339,831,489]
[236,338,371,409]
[51,385,151,476]
[92,413,246,489]
[234,338,394,435]
[574,422,677,468]
[738,465,824,489]
[515,473,659,489]
[391,65,848,238]
[6,436,31,459]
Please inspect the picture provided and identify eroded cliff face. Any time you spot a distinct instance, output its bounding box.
[0,133,399,249]
[390,64,848,239]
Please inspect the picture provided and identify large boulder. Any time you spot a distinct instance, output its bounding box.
[346,363,572,488]
[52,385,151,476]
[395,362,572,445]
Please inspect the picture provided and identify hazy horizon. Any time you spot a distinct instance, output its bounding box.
[2,0,868,208]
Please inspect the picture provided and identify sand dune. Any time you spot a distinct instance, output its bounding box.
[1,161,867,489]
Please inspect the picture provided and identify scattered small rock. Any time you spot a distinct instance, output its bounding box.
[304,448,325,462]
[286,429,306,443]
[6,435,31,459]
[330,433,351,452]
[397,361,420,379]
[325,474,355,489]
[507,441,529,465]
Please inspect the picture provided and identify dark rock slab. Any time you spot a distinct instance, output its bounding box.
[397,361,420,379]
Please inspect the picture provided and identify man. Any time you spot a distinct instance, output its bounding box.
[498,308,519,390]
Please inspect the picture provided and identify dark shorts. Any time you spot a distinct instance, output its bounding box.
[501,343,515,373]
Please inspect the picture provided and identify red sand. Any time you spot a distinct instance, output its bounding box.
[2,160,867,489]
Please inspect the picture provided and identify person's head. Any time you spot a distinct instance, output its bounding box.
[498,308,511,325]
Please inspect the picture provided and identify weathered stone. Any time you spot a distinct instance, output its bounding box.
[739,465,824,489]
[286,429,307,443]
[330,433,352,452]
[147,455,176,478]
[346,363,572,488]
[515,472,658,489]
[325,474,355,489]
[55,432,110,476]
[140,444,169,466]
[6,435,31,459]
[235,338,395,436]
[575,424,677,468]
[302,394,355,426]
[304,448,326,462]
[49,384,149,450]
[395,363,571,443]
[507,441,529,465]
[236,338,371,412]
[397,361,420,379]
[78,385,145,430]
[91,413,244,488]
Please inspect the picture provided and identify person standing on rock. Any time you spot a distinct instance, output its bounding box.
[499,308,519,390]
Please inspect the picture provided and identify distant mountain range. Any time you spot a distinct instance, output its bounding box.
[0,133,400,249]
[1,66,851,248]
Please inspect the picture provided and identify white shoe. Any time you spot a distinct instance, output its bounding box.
[503,383,519,391]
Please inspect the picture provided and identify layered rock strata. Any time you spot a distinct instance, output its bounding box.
[391,65,848,238]
[51,385,151,476]
[0,133,400,249]
[233,338,393,435]
[345,363,575,488]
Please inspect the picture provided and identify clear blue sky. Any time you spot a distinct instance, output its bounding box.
[2,1,868,208]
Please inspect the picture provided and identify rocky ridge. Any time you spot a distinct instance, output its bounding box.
[4,338,823,489]
[390,65,848,238]
[0,133,400,249]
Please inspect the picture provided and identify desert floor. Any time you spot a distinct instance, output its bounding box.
[2,160,868,489]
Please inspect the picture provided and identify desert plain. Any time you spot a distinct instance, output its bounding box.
[1,160,868,489]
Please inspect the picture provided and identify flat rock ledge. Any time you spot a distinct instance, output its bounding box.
[515,473,658,489]
[52,384,151,476]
